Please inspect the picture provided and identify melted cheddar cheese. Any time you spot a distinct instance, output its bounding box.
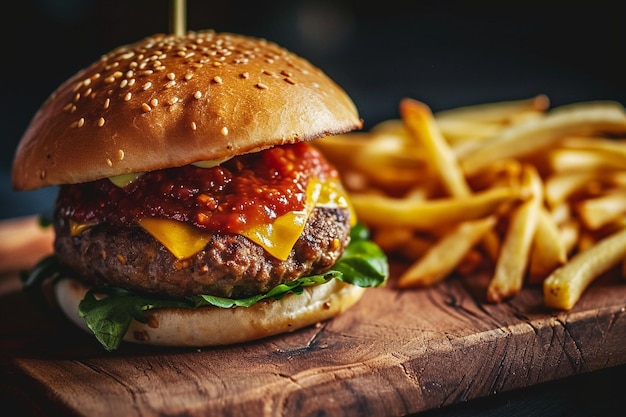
[137,177,353,261]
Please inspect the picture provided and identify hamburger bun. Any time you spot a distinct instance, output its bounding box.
[55,277,366,347]
[12,30,362,190]
[14,30,387,351]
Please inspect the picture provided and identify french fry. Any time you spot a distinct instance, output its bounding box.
[401,98,505,262]
[461,101,626,176]
[350,185,522,231]
[434,94,549,124]
[547,148,626,174]
[313,133,373,167]
[436,118,504,143]
[544,171,602,208]
[528,207,568,284]
[544,227,626,310]
[397,216,497,288]
[561,136,626,155]
[576,191,626,230]
[487,165,543,302]
[317,95,626,311]
[559,219,581,255]
[351,132,430,190]
[400,98,471,197]
[370,118,406,135]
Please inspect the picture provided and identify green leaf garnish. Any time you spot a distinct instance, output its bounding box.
[23,224,388,351]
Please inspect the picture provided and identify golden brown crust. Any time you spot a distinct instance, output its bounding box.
[55,277,366,347]
[12,31,362,190]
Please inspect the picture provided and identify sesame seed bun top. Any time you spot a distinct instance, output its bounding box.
[12,30,362,190]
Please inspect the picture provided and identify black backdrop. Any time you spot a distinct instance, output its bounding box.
[2,0,625,219]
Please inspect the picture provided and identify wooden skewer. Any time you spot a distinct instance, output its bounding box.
[170,0,186,36]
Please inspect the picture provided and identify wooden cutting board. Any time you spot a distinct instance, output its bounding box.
[2,216,626,417]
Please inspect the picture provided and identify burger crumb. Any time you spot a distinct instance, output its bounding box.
[323,302,331,309]
[116,254,127,265]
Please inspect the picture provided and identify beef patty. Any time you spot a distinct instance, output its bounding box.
[53,207,351,299]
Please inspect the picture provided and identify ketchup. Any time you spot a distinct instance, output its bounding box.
[56,142,337,233]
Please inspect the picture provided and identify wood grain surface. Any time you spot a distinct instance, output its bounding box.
[1,216,626,417]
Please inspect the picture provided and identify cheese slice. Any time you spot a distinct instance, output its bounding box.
[138,177,353,261]
[138,218,212,260]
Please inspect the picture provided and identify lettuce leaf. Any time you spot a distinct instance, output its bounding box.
[22,224,388,351]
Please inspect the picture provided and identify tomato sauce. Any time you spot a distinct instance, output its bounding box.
[56,142,338,233]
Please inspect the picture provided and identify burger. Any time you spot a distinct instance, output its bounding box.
[13,30,388,351]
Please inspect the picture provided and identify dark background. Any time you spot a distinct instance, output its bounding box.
[2,0,625,220]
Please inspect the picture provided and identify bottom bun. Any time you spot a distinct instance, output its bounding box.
[55,278,366,347]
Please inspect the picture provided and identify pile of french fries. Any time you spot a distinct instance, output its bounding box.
[315,95,626,310]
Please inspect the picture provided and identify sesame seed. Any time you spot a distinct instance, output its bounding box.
[262,70,275,76]
[106,158,113,167]
[120,79,128,88]
[142,103,152,112]
[74,93,81,102]
[113,71,123,78]
[284,77,296,85]
[150,98,159,107]
[142,81,152,90]
[97,117,105,127]
[194,91,202,99]
[256,82,269,90]
[126,70,134,78]
[124,92,132,101]
[169,97,179,105]
[212,62,222,67]
[240,72,249,79]
[117,149,125,160]
[63,103,73,112]
[77,118,85,128]
[221,126,228,136]
[105,76,115,83]
[104,98,111,109]
[184,73,193,80]
[39,169,46,180]
[167,72,176,80]
[213,76,223,84]
[191,121,197,130]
